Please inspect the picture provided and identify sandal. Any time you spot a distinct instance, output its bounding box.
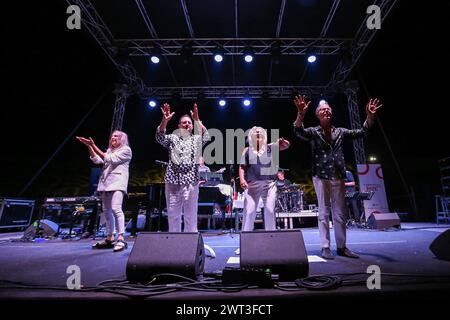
[92,239,114,249]
[113,240,128,252]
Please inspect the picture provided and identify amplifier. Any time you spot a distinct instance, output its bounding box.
[0,198,35,229]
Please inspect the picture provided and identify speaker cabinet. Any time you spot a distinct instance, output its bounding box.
[429,229,450,261]
[240,230,309,280]
[0,198,34,229]
[126,232,205,283]
[367,213,401,229]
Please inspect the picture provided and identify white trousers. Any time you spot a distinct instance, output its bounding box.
[165,183,199,232]
[242,180,277,231]
[100,190,125,236]
[312,176,347,249]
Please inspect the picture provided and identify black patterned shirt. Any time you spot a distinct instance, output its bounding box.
[156,126,210,185]
[294,121,371,180]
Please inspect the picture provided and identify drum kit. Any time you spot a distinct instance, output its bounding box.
[275,184,304,213]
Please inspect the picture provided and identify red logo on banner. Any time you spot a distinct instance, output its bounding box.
[375,167,384,179]
[358,164,370,175]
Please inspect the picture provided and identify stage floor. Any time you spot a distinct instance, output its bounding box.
[1,223,450,303]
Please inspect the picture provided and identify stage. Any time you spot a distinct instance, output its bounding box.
[1,222,450,303]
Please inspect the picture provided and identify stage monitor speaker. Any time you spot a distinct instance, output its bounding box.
[429,229,450,261]
[126,232,205,283]
[0,198,34,229]
[240,230,309,281]
[367,213,401,229]
[23,219,59,239]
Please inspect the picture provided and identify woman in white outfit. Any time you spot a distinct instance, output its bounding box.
[76,130,132,252]
[239,127,290,232]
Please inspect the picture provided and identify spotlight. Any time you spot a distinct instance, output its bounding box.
[148,100,157,108]
[369,156,378,163]
[243,98,251,107]
[307,54,317,63]
[214,46,224,63]
[218,99,226,107]
[244,54,253,63]
[150,55,160,64]
[150,47,161,64]
[243,47,254,63]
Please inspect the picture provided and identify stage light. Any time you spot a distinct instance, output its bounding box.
[369,156,378,162]
[150,47,161,64]
[243,98,251,107]
[150,55,160,64]
[307,54,317,63]
[214,46,224,63]
[148,100,157,108]
[243,47,254,63]
[244,54,253,63]
[218,99,226,107]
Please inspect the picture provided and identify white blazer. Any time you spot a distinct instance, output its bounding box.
[90,145,132,193]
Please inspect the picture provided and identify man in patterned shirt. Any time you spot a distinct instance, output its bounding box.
[293,95,382,259]
[156,103,210,232]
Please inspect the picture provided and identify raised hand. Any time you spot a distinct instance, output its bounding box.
[190,103,200,122]
[366,98,383,116]
[161,103,175,122]
[293,95,310,115]
[278,137,291,150]
[76,136,94,146]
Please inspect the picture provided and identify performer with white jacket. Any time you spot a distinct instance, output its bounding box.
[76,130,132,252]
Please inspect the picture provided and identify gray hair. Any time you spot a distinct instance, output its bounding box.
[108,130,129,151]
[248,126,267,148]
[315,100,331,117]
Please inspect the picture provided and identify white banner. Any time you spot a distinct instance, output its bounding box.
[357,164,389,220]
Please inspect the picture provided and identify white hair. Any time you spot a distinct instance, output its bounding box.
[248,126,267,149]
[315,100,331,117]
[108,130,129,151]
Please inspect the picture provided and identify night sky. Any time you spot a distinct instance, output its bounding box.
[1,1,447,220]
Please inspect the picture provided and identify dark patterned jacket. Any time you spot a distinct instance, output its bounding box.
[294,121,371,180]
[156,126,210,185]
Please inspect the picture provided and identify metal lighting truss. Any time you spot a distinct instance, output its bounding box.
[69,0,398,167]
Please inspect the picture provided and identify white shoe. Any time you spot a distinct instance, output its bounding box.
[234,248,240,255]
